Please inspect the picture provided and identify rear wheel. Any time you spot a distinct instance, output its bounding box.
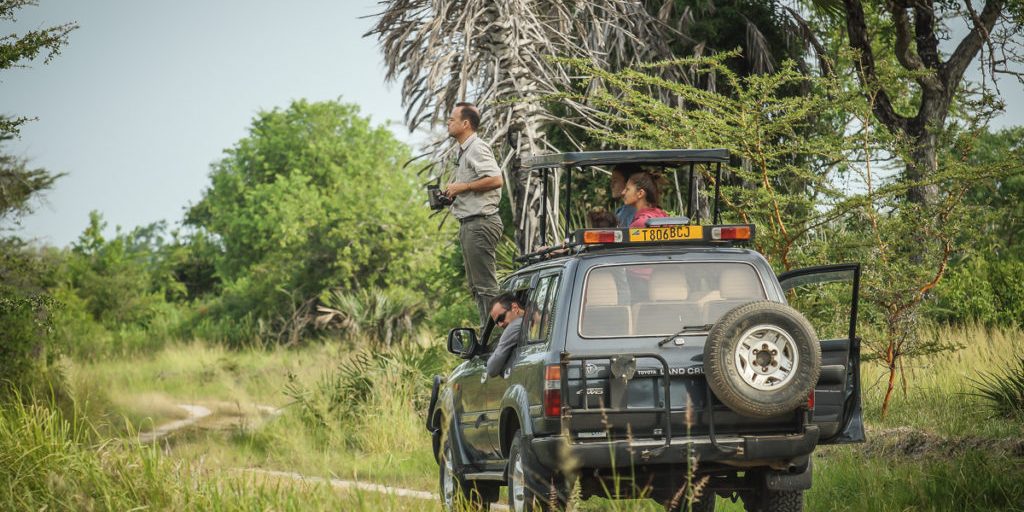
[439,424,490,511]
[665,494,716,511]
[742,490,803,512]
[507,430,565,512]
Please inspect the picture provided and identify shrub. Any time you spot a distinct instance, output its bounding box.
[971,356,1024,419]
[316,286,428,347]
[284,340,451,449]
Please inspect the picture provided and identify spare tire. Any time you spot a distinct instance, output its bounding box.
[703,301,820,418]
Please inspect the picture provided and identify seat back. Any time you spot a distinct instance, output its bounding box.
[581,271,631,337]
[633,266,702,335]
[703,266,764,323]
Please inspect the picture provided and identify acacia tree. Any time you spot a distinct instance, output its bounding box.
[835,0,1022,205]
[0,0,76,396]
[562,52,1021,416]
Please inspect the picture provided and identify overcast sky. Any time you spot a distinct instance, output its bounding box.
[3,1,1021,247]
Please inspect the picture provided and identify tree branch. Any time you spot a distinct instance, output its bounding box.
[844,0,911,133]
[943,0,1004,90]
[912,1,942,70]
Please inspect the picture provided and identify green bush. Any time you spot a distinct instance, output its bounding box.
[972,356,1024,419]
[284,341,451,449]
[186,100,446,345]
[929,257,1024,327]
[316,286,428,347]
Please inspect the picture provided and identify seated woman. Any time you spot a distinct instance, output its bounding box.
[623,171,668,228]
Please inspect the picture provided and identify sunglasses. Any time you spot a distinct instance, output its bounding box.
[494,310,508,324]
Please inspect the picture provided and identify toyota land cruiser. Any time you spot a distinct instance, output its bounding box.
[425,150,864,512]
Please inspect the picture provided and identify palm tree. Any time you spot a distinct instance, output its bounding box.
[366,0,681,251]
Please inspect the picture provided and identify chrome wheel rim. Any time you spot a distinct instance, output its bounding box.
[442,443,456,510]
[511,450,526,512]
[733,324,799,391]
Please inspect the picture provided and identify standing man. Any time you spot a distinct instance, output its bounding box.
[445,102,504,328]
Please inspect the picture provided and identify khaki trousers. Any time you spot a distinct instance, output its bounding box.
[459,214,503,328]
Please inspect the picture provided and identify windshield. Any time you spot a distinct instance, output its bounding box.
[579,262,767,338]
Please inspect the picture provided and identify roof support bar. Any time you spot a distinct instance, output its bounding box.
[687,162,694,220]
[713,162,722,224]
[565,165,573,236]
[541,169,549,244]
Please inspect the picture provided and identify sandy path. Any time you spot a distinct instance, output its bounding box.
[139,404,212,442]
[241,468,509,510]
[147,403,510,509]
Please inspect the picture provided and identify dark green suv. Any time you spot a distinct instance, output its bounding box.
[425,150,864,512]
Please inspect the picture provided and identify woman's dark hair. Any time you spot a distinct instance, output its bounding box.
[628,170,663,208]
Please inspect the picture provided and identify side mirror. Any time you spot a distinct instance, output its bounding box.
[447,327,478,358]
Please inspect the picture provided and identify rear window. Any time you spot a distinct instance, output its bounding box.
[579,262,766,338]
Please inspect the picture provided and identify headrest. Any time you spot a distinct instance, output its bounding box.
[649,266,688,301]
[586,271,619,306]
[719,266,762,299]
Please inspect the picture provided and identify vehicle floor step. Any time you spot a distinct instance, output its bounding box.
[464,471,506,481]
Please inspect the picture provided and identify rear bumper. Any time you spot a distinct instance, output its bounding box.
[530,425,819,470]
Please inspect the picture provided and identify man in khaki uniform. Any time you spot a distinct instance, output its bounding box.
[445,102,504,328]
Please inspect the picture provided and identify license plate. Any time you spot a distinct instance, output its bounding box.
[628,225,703,242]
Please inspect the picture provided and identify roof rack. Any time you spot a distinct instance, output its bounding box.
[514,221,755,264]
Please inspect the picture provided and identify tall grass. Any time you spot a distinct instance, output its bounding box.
[0,394,449,510]
[860,323,1024,437]
[54,323,1024,511]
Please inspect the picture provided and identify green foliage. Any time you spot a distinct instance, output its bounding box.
[44,212,195,358]
[316,286,428,347]
[186,99,444,345]
[929,257,1024,327]
[0,2,74,398]
[0,145,63,226]
[971,356,1024,419]
[64,212,173,325]
[558,51,859,270]
[555,52,1021,416]
[284,341,451,449]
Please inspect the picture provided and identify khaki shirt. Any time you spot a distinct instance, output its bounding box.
[451,133,502,219]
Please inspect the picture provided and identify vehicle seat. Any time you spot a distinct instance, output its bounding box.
[581,271,631,337]
[703,266,764,324]
[633,267,702,335]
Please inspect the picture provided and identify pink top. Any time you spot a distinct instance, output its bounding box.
[630,207,669,228]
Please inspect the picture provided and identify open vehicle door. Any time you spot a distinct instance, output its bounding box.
[778,264,865,444]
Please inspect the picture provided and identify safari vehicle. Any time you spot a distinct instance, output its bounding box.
[425,149,864,511]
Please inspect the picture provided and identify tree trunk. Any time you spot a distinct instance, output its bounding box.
[905,128,940,205]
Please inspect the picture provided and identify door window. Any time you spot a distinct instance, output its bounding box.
[527,275,560,343]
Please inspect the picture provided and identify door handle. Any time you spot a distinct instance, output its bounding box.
[475,414,486,428]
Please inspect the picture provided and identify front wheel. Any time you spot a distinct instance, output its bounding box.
[439,424,490,511]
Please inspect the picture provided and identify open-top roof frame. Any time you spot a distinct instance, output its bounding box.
[517,149,730,246]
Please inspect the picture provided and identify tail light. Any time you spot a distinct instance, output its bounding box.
[582,230,624,244]
[710,225,752,241]
[544,364,562,417]
[807,390,815,411]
